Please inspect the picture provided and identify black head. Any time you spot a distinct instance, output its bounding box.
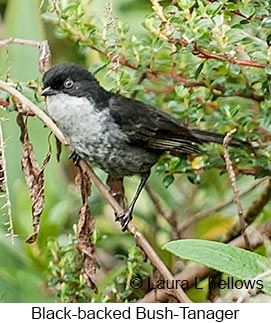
[42,63,104,98]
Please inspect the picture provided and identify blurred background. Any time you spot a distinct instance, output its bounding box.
[0,0,270,302]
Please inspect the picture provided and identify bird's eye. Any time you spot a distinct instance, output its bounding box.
[64,79,74,89]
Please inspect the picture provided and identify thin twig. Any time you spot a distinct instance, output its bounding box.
[0,37,41,47]
[49,13,265,102]
[104,1,121,85]
[0,118,15,244]
[145,184,176,225]
[0,80,191,303]
[223,129,250,248]
[193,45,266,69]
[0,38,51,74]
[177,177,269,234]
[144,184,180,239]
[224,178,271,242]
[148,1,266,69]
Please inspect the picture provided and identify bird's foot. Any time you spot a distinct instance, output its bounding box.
[115,209,133,231]
[69,150,80,165]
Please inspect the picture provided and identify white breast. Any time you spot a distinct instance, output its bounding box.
[45,93,133,174]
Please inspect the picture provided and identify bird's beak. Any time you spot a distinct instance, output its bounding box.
[41,87,59,96]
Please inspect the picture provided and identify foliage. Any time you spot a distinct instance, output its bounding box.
[43,0,271,180]
[46,229,151,302]
[46,231,97,303]
[0,0,271,303]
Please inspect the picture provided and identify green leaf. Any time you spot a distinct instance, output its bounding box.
[228,63,241,75]
[177,0,195,10]
[262,17,271,28]
[187,172,201,185]
[163,239,271,294]
[239,6,255,18]
[170,157,181,170]
[163,174,174,188]
[175,85,190,98]
[265,64,271,75]
[194,60,205,79]
[251,51,267,60]
[206,2,223,16]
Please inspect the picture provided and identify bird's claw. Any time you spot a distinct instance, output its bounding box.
[69,150,80,165]
[115,209,133,231]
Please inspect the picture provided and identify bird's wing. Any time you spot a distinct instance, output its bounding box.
[108,95,201,154]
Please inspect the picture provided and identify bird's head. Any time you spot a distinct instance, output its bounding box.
[41,63,101,98]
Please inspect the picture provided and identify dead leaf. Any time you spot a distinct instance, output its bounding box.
[76,168,97,293]
[39,40,51,74]
[0,98,10,108]
[16,113,51,243]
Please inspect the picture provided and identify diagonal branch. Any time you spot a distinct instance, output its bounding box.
[0,79,191,303]
[223,129,250,248]
[225,178,271,242]
[177,177,268,234]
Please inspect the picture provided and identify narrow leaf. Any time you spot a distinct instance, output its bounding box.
[194,60,205,79]
[163,174,174,188]
[75,169,97,293]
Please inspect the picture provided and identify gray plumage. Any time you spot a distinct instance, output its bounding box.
[45,92,160,177]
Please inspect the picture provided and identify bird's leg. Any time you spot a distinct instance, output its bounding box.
[69,150,81,165]
[116,172,150,231]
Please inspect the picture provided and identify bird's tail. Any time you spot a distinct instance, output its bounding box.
[190,128,250,148]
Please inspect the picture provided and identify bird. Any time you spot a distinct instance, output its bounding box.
[41,63,249,230]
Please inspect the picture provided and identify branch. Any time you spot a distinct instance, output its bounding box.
[56,17,138,72]
[0,38,51,74]
[77,164,191,303]
[0,37,41,47]
[225,178,271,242]
[177,177,269,234]
[0,117,15,243]
[51,11,264,103]
[192,45,266,69]
[223,129,250,248]
[0,80,191,303]
[0,81,67,144]
[149,0,266,69]
[147,70,264,102]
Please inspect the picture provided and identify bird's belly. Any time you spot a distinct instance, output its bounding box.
[74,138,159,177]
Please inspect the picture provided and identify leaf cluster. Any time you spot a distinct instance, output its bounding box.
[43,0,271,183]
